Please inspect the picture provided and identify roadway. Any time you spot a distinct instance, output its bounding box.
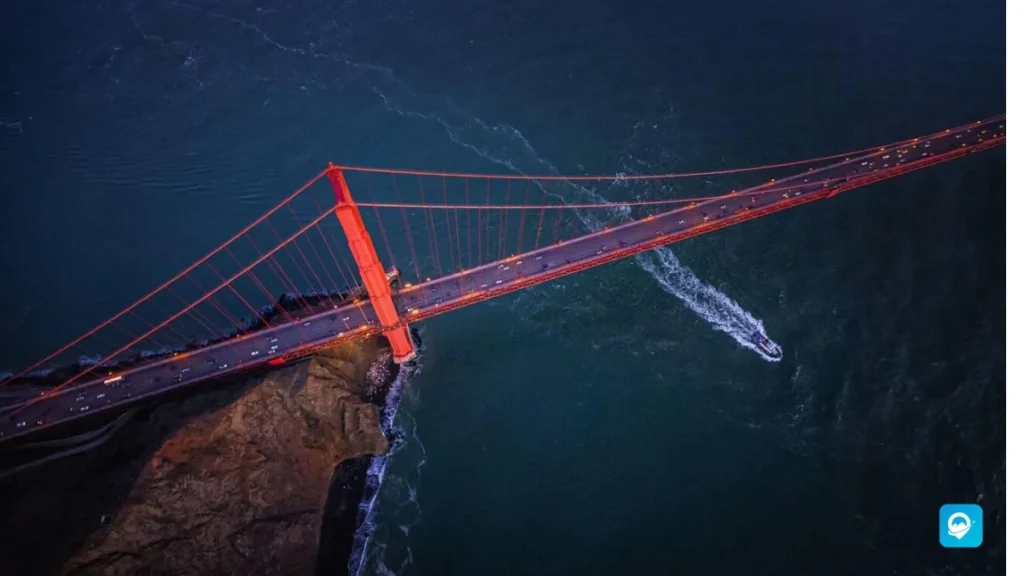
[0,301,383,441]
[391,116,1005,320]
[0,115,1004,442]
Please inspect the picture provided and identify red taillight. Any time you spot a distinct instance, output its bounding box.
[268,358,285,366]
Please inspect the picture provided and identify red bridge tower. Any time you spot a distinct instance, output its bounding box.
[327,164,417,364]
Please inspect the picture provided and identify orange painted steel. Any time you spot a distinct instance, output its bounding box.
[327,164,416,363]
[397,135,1005,326]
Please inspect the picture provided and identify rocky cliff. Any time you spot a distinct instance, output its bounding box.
[0,336,397,576]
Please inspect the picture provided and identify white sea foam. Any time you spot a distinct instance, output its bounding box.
[349,361,419,576]
[366,71,781,361]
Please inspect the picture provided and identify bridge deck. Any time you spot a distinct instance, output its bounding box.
[0,116,1004,442]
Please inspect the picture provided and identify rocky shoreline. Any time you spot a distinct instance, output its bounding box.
[0,331,413,576]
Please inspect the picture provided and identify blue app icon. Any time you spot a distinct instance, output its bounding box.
[939,504,983,548]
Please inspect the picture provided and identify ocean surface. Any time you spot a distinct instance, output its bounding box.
[0,0,1005,574]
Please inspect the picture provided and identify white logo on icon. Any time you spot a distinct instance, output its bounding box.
[947,512,973,540]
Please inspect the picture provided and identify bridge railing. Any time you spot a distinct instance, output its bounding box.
[1,114,1004,405]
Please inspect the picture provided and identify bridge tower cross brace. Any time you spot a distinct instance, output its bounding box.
[327,164,416,364]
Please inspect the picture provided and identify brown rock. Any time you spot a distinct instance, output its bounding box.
[62,337,392,576]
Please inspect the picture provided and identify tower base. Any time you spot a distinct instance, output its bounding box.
[383,325,417,364]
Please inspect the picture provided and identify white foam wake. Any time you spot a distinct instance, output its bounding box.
[365,72,781,361]
[145,0,780,360]
[635,249,781,361]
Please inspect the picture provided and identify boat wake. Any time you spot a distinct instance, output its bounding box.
[366,70,782,362]
[127,0,782,363]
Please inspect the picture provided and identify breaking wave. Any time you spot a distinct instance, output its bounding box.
[348,361,420,576]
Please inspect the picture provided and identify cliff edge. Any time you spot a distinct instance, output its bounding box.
[56,337,394,576]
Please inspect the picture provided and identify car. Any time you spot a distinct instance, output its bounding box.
[342,316,350,321]
[481,283,489,288]
[76,395,86,402]
[174,374,183,383]
[303,321,312,327]
[535,255,543,261]
[596,250,603,255]
[80,406,90,412]
[678,219,686,225]
[516,260,522,265]
[181,367,191,373]
[97,393,106,399]
[270,345,279,351]
[250,350,260,356]
[16,421,26,428]
[219,364,228,370]
[496,280,503,285]
[36,420,43,426]
[269,337,279,343]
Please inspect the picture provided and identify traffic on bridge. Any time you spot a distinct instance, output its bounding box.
[0,114,1005,443]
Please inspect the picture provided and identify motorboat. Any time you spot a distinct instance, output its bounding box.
[752,332,782,360]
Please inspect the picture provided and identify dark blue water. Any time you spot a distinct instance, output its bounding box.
[0,0,1004,574]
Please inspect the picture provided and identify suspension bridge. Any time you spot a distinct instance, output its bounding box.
[0,115,1006,442]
